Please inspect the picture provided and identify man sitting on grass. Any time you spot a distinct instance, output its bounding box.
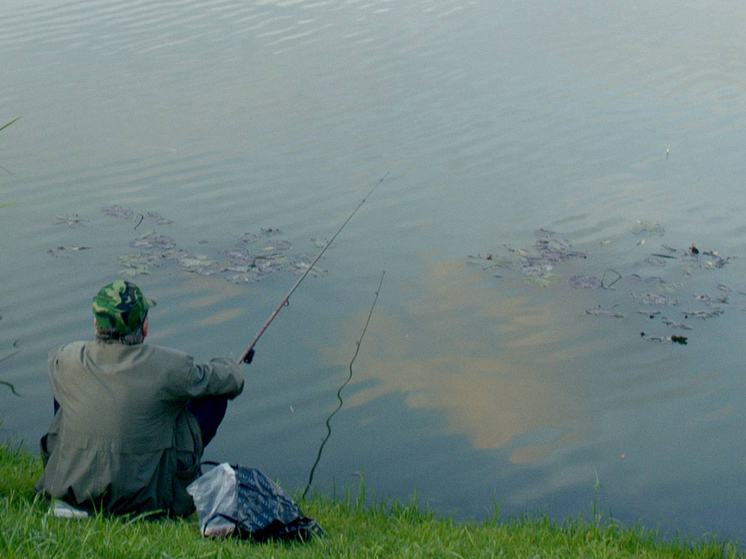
[36,280,252,517]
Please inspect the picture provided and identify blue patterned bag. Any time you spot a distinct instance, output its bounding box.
[187,462,323,542]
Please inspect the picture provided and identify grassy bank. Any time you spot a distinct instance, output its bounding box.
[0,441,740,559]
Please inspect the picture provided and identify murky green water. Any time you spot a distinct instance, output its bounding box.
[3,0,746,542]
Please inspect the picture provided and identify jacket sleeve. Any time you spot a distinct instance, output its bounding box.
[165,354,245,402]
[46,345,67,401]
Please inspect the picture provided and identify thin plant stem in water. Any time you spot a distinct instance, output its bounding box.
[0,340,22,396]
[301,271,386,500]
[601,268,622,289]
[0,117,20,134]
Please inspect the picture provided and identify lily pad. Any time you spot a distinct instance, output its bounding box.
[695,294,729,305]
[48,246,92,257]
[523,277,552,288]
[632,220,665,236]
[261,240,293,251]
[467,254,513,271]
[633,293,679,306]
[256,259,283,274]
[146,211,173,225]
[54,214,86,227]
[191,266,217,277]
[534,237,585,262]
[662,318,692,330]
[638,310,661,317]
[291,260,327,277]
[223,264,251,274]
[130,235,176,251]
[227,271,263,284]
[641,333,687,345]
[521,263,553,278]
[569,275,602,289]
[704,257,730,269]
[180,254,217,269]
[223,248,253,262]
[683,309,724,320]
[586,306,624,319]
[118,253,161,276]
[102,205,136,219]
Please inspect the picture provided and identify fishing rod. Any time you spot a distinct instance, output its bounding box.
[236,173,389,365]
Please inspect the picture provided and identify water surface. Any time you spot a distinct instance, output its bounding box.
[2,0,746,543]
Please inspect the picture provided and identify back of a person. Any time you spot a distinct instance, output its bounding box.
[36,280,246,517]
[51,341,186,448]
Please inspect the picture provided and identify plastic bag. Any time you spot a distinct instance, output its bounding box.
[187,462,323,541]
[186,463,238,537]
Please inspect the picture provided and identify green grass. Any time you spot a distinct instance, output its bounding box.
[0,441,741,559]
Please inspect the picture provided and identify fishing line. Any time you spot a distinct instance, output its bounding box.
[301,271,385,500]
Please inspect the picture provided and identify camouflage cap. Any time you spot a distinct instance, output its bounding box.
[92,280,156,336]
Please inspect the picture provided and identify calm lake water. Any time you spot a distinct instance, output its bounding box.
[3,0,746,543]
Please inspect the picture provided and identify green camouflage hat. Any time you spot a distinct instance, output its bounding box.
[92,280,156,336]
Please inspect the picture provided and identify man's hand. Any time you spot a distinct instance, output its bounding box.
[243,349,255,364]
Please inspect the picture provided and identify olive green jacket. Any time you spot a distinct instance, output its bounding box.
[36,341,244,516]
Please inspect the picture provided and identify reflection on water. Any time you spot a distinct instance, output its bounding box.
[3,0,746,544]
[326,260,591,457]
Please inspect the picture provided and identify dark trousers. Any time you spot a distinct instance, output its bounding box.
[53,395,228,448]
[187,396,228,448]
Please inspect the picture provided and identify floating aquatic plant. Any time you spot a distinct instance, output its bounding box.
[632,220,665,236]
[683,309,725,320]
[130,235,176,250]
[103,205,173,229]
[240,232,259,244]
[466,222,740,346]
[48,246,91,257]
[521,263,553,278]
[146,211,173,225]
[586,306,624,319]
[569,275,602,289]
[102,205,136,219]
[662,318,692,330]
[180,254,220,277]
[118,253,162,277]
[633,293,679,306]
[261,240,292,251]
[54,214,86,227]
[641,333,688,345]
